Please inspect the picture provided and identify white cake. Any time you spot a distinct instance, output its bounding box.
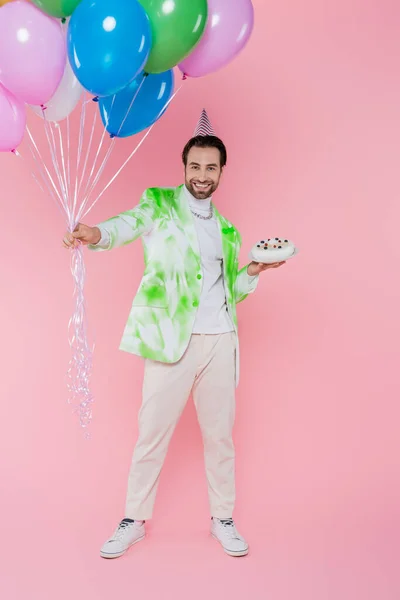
[249,237,297,264]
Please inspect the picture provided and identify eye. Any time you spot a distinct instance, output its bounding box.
[208,167,215,171]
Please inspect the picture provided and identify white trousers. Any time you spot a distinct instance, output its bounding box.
[125,332,237,520]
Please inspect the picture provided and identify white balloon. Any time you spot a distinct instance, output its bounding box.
[30,58,83,123]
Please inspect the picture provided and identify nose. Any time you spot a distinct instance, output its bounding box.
[198,168,208,181]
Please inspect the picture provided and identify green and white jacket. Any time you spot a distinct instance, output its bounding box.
[89,185,259,386]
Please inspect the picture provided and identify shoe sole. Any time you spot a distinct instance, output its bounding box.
[100,534,145,559]
[211,532,249,557]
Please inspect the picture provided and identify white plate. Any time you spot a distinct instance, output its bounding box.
[249,246,299,264]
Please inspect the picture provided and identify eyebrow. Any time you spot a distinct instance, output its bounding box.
[189,162,219,167]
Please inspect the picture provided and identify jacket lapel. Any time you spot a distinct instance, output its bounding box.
[172,185,201,260]
[213,204,238,290]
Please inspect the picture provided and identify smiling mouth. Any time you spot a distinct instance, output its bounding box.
[192,182,212,191]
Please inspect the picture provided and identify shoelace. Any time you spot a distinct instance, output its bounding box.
[220,519,234,526]
[217,519,241,540]
[112,519,135,541]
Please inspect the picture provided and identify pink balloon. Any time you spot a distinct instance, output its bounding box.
[0,84,26,152]
[179,0,254,78]
[0,1,66,105]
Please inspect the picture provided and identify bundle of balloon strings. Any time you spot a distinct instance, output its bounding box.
[22,82,183,437]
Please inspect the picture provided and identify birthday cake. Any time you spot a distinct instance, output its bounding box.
[250,238,297,264]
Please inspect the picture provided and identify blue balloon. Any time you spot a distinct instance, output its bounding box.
[99,70,174,138]
[68,0,152,97]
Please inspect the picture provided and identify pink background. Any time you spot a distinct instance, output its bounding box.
[1,0,399,598]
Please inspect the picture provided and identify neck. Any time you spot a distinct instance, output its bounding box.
[184,184,212,210]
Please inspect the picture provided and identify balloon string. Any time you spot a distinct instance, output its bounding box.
[76,76,146,222]
[48,119,68,206]
[44,97,94,434]
[80,128,154,220]
[44,119,71,221]
[25,140,59,207]
[77,138,116,224]
[76,107,98,203]
[26,126,67,214]
[66,115,71,203]
[72,91,87,229]
[81,81,185,220]
[29,111,94,434]
[56,121,70,209]
[19,75,187,435]
[49,120,73,225]
[82,96,115,200]
[21,144,92,435]
[42,111,70,221]
[111,72,147,138]
[66,242,94,436]
[21,139,69,226]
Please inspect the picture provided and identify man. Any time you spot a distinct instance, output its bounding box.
[63,110,285,559]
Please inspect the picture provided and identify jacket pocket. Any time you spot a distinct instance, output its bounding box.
[132,274,168,308]
[131,298,168,309]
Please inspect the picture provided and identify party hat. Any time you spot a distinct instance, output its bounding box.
[193,108,216,137]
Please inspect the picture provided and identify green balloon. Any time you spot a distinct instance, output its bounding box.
[31,0,80,19]
[138,0,208,74]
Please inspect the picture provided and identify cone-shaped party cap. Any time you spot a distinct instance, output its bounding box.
[193,108,216,137]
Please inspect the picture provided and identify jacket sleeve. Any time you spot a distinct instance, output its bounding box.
[88,188,156,251]
[234,265,259,304]
[231,228,259,303]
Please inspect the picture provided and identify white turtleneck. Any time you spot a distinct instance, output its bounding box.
[184,185,235,334]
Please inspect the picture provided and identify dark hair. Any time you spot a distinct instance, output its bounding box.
[182,135,227,168]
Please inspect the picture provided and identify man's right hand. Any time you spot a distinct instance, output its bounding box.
[63,223,101,249]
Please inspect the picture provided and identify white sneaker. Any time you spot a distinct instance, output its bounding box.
[100,519,145,559]
[211,518,249,557]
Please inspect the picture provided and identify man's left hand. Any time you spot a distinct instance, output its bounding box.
[247,261,286,276]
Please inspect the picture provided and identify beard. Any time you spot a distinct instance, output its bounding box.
[185,178,219,200]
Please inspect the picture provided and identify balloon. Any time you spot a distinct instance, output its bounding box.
[0,2,66,105]
[137,0,208,74]
[0,0,16,5]
[0,84,26,152]
[31,0,80,19]
[99,70,174,138]
[30,58,83,122]
[68,0,152,98]
[179,0,254,78]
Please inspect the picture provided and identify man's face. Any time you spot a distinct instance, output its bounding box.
[185,146,223,200]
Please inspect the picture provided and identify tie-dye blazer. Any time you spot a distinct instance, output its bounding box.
[89,185,259,385]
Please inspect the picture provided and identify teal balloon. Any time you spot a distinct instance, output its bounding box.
[99,70,174,138]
